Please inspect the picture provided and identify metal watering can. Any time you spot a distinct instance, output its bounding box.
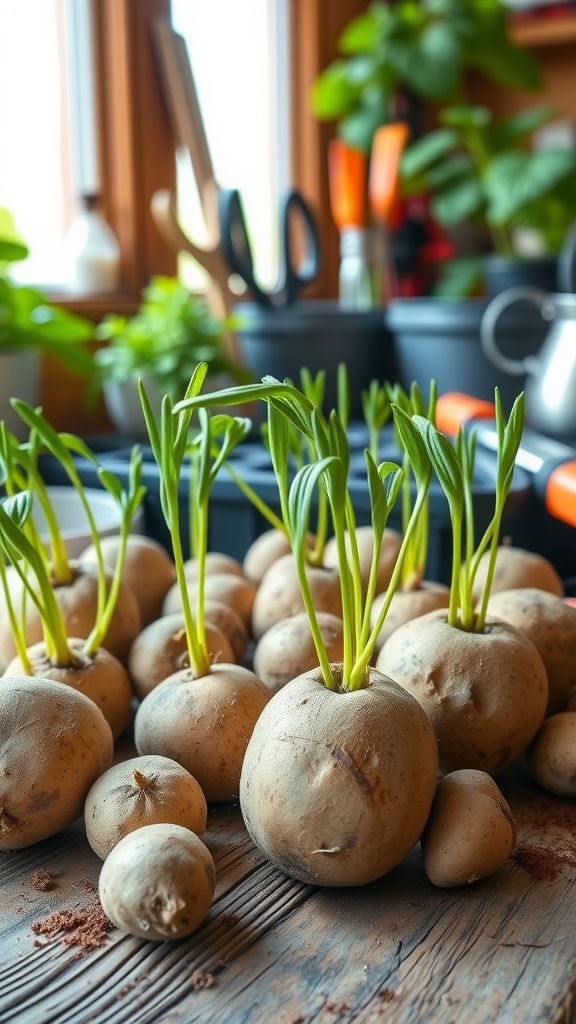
[480,222,576,441]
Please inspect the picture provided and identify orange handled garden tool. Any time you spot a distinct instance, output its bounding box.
[436,391,576,530]
[368,121,409,302]
[328,139,373,309]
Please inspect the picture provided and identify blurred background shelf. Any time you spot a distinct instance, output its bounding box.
[511,12,576,46]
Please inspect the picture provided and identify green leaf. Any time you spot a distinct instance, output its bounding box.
[1,491,32,528]
[388,23,463,100]
[431,175,485,226]
[485,149,576,226]
[490,106,554,150]
[401,129,459,179]
[439,105,491,130]
[412,414,462,510]
[339,8,386,54]
[0,208,28,263]
[310,62,358,120]
[391,408,432,492]
[469,37,541,92]
[433,257,483,298]
[339,100,388,154]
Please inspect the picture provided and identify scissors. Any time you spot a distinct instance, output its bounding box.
[218,188,321,307]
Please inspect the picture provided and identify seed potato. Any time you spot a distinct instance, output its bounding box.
[128,614,234,700]
[378,609,548,774]
[98,822,215,940]
[527,712,576,797]
[85,754,207,859]
[472,546,563,602]
[251,554,342,640]
[80,534,176,628]
[421,770,517,888]
[5,639,134,740]
[0,676,113,849]
[487,588,576,714]
[253,612,344,693]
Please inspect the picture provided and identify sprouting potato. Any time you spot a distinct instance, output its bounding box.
[421,770,517,887]
[85,754,207,859]
[253,611,344,693]
[98,823,215,941]
[128,613,234,700]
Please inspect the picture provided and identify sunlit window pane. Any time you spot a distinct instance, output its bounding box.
[171,0,290,294]
[0,0,71,286]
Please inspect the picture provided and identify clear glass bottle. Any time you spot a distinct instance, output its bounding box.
[63,195,121,293]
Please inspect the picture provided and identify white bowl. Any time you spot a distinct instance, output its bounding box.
[32,486,145,559]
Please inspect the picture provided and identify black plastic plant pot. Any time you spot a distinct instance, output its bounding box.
[483,254,558,299]
[235,301,396,420]
[385,297,548,413]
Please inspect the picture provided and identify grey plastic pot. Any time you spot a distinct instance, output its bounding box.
[234,301,395,419]
[385,297,548,412]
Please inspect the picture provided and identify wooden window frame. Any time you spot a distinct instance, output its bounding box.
[44,0,365,429]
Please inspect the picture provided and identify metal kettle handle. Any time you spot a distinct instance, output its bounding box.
[480,286,551,377]
[558,219,576,294]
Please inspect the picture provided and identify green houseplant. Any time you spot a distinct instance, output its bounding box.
[0,208,94,437]
[92,275,252,438]
[0,208,93,372]
[311,0,576,294]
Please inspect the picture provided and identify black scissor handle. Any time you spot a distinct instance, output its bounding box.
[281,191,321,305]
[217,188,272,307]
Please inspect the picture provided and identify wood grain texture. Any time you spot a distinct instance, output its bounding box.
[2,767,576,1024]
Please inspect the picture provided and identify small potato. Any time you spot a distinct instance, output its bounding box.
[243,529,292,585]
[253,612,344,693]
[371,581,450,651]
[324,525,402,596]
[183,553,245,582]
[251,554,342,641]
[473,545,563,602]
[0,676,113,850]
[203,599,248,661]
[527,712,576,797]
[98,823,215,940]
[85,754,207,859]
[163,573,256,630]
[129,614,234,700]
[421,770,517,888]
[80,535,176,627]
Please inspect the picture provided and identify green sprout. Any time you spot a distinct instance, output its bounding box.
[175,368,432,691]
[408,388,524,631]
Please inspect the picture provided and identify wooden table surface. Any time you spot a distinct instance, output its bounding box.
[2,764,576,1024]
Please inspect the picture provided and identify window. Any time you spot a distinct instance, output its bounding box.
[1,0,360,311]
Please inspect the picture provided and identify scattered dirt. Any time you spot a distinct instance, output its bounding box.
[29,870,56,892]
[31,905,115,957]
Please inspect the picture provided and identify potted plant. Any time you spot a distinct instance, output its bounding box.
[91,275,252,439]
[0,208,94,437]
[311,0,572,407]
[312,0,576,295]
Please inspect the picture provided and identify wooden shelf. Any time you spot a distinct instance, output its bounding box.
[511,11,576,47]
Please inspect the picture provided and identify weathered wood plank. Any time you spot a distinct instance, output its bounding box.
[1,770,576,1024]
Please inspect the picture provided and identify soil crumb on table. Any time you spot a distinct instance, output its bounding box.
[31,905,115,956]
[190,969,216,990]
[29,870,56,892]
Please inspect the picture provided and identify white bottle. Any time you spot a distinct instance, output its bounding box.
[338,227,374,311]
[63,195,121,293]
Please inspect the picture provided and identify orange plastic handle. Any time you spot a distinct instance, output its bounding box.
[368,121,410,230]
[436,392,496,436]
[328,139,367,230]
[545,461,576,529]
